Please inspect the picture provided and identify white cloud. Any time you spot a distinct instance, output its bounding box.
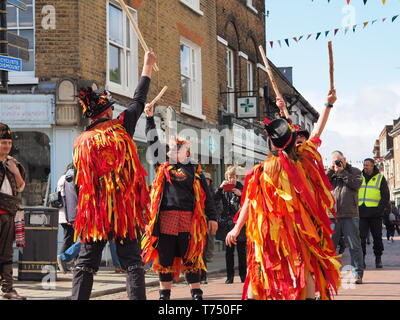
[303,84,400,168]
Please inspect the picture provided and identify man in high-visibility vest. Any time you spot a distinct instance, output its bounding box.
[358,158,390,269]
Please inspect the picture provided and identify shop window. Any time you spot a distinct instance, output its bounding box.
[11,131,50,207]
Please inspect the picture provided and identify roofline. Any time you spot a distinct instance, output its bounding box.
[268,59,320,120]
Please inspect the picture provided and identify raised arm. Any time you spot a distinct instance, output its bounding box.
[121,50,157,136]
[310,89,337,140]
[145,104,166,167]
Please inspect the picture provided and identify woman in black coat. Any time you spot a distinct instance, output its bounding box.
[215,166,246,284]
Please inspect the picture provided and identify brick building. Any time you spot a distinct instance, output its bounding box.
[1,0,322,262]
[216,0,319,177]
[377,125,394,199]
[389,119,400,205]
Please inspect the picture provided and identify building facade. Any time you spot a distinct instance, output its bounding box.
[2,0,320,259]
[216,0,319,178]
[389,119,400,205]
[377,125,394,200]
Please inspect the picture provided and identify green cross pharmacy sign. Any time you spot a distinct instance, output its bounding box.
[237,96,258,119]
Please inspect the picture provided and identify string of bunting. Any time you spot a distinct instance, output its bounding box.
[269,13,399,48]
[312,0,389,4]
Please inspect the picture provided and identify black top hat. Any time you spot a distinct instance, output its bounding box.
[0,123,12,140]
[78,88,115,118]
[264,118,297,152]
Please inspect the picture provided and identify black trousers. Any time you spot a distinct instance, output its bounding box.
[71,236,145,300]
[226,241,247,280]
[0,213,15,293]
[385,223,395,239]
[157,233,201,284]
[60,223,75,254]
[359,217,384,257]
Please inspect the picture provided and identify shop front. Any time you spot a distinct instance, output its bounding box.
[0,94,79,207]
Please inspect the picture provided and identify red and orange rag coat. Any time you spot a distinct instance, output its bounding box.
[242,138,341,300]
[141,163,208,280]
[73,119,150,243]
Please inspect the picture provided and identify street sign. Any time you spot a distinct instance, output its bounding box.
[237,96,258,119]
[7,32,29,60]
[0,55,22,72]
[7,0,27,11]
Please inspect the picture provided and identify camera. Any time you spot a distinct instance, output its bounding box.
[335,160,342,167]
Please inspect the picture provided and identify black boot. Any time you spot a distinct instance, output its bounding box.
[225,277,234,284]
[126,265,146,300]
[191,289,203,300]
[375,256,383,269]
[159,289,171,300]
[363,255,366,269]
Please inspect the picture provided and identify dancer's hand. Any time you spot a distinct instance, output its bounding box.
[327,89,337,105]
[208,220,218,235]
[144,104,154,117]
[144,49,157,67]
[142,49,157,78]
[276,96,286,111]
[226,226,240,247]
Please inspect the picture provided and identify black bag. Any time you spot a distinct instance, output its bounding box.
[49,191,63,208]
[0,192,21,214]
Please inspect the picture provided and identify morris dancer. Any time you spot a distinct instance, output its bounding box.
[71,50,156,300]
[142,103,218,300]
[226,89,341,300]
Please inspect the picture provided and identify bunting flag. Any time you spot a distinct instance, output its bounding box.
[312,0,388,4]
[268,13,399,49]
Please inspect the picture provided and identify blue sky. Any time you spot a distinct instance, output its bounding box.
[266,0,400,166]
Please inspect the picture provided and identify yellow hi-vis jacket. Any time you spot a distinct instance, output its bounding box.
[358,173,383,207]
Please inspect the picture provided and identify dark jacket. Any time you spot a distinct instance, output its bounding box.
[0,157,25,213]
[145,116,217,223]
[358,167,390,218]
[214,181,246,242]
[327,164,362,219]
[383,205,399,226]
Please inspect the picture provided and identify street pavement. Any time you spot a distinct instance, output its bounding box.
[7,244,228,300]
[5,233,400,300]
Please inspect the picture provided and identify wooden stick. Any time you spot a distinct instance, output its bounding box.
[258,45,290,119]
[119,0,159,72]
[149,86,168,106]
[258,45,281,99]
[328,40,335,90]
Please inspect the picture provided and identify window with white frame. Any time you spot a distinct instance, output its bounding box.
[380,139,387,157]
[397,163,400,182]
[180,38,203,118]
[180,0,203,15]
[246,0,258,14]
[7,0,36,84]
[246,61,254,96]
[107,1,138,98]
[226,47,235,114]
